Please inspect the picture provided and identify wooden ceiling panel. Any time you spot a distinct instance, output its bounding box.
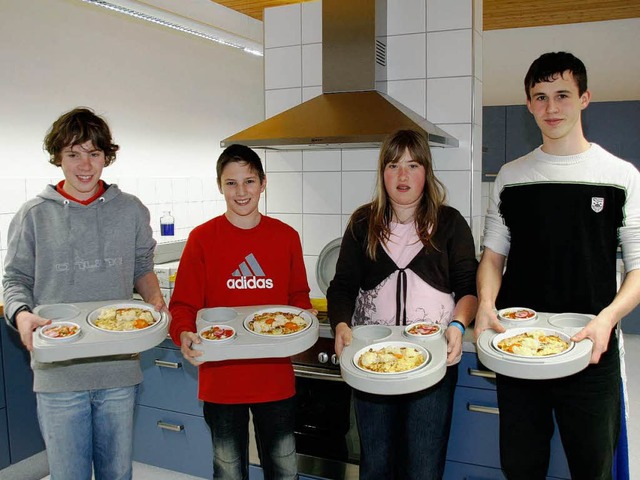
[213,0,640,30]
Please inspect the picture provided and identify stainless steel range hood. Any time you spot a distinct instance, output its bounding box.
[221,0,458,150]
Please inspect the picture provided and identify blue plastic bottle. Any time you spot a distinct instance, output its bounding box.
[160,211,175,236]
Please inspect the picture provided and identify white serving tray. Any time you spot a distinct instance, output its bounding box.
[32,300,169,363]
[476,312,594,380]
[340,324,447,395]
[191,305,319,362]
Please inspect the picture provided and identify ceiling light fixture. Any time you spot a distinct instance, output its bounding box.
[81,0,263,56]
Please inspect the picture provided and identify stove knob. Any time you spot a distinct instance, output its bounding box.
[330,353,340,366]
[317,352,329,363]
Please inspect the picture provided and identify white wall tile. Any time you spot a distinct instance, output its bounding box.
[202,178,219,202]
[268,213,303,236]
[155,179,173,203]
[472,214,482,253]
[265,46,302,90]
[172,202,189,230]
[303,172,341,214]
[473,0,483,34]
[427,29,472,78]
[136,178,158,205]
[427,76,473,124]
[342,149,379,171]
[302,43,322,87]
[472,123,483,172]
[341,171,377,214]
[427,0,472,32]
[386,33,426,80]
[436,170,471,217]
[0,180,27,214]
[172,178,189,202]
[341,214,352,233]
[301,1,322,44]
[387,79,426,117]
[265,172,303,213]
[26,178,51,200]
[431,124,471,171]
[473,29,482,81]
[186,201,204,228]
[473,78,483,125]
[302,214,342,255]
[302,86,322,102]
[264,4,301,48]
[472,170,482,218]
[265,150,303,172]
[187,177,204,203]
[0,214,13,250]
[387,0,426,35]
[304,255,323,298]
[303,150,341,171]
[265,88,303,118]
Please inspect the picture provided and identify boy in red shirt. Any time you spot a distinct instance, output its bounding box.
[169,144,312,480]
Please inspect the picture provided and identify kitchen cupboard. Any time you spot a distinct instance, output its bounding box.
[0,319,45,466]
[482,100,640,179]
[444,352,570,479]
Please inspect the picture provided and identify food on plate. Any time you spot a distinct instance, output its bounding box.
[42,324,79,338]
[200,326,235,341]
[497,330,570,356]
[248,311,307,335]
[406,323,440,336]
[94,307,156,331]
[357,345,426,373]
[500,308,536,320]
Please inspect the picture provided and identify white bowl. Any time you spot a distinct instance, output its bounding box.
[492,327,573,359]
[352,341,430,375]
[404,322,442,339]
[199,324,236,343]
[244,307,312,337]
[39,321,82,342]
[498,307,537,324]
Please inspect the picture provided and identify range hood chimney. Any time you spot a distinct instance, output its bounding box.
[221,0,458,150]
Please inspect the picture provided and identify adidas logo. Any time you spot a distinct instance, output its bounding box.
[226,253,273,289]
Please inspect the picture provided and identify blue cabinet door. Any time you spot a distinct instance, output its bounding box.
[0,320,45,463]
[0,408,9,470]
[483,106,507,180]
[505,105,541,163]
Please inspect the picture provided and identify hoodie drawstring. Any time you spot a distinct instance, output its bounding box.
[395,268,408,326]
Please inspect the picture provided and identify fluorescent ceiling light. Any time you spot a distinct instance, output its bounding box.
[81,0,263,56]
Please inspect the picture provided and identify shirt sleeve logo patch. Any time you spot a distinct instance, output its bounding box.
[591,197,604,213]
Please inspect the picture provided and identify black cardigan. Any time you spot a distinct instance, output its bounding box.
[327,205,478,330]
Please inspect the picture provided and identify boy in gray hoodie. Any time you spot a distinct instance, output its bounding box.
[2,107,166,480]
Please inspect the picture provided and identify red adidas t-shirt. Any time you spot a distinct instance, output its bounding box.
[169,215,312,404]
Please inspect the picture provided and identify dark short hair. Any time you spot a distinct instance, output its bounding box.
[44,107,119,167]
[524,51,588,100]
[216,144,265,187]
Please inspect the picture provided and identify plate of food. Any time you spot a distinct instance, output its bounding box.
[498,307,537,323]
[39,321,82,342]
[199,325,236,343]
[353,341,430,375]
[87,303,161,332]
[492,328,573,358]
[404,322,442,339]
[244,307,312,337]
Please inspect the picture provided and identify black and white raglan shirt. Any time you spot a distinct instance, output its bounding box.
[483,143,640,315]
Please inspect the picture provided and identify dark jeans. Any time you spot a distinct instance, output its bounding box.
[203,396,298,480]
[497,342,621,480]
[353,365,458,480]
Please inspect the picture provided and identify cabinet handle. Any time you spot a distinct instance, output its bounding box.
[468,404,500,415]
[157,421,184,432]
[468,368,496,379]
[154,359,182,369]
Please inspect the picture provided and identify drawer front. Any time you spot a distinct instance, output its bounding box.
[458,352,497,390]
[133,404,212,478]
[448,386,570,479]
[138,347,203,416]
[444,460,506,479]
[0,409,9,470]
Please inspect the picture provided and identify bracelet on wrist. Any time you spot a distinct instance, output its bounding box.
[449,320,466,334]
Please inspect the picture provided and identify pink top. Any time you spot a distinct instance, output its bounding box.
[353,222,455,326]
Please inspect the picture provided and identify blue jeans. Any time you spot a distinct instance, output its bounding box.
[36,385,138,480]
[354,365,458,480]
[203,396,298,480]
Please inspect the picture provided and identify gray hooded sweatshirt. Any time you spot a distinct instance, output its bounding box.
[3,183,156,392]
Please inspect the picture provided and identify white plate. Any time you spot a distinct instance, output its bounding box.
[87,302,161,333]
[353,341,430,375]
[243,307,313,337]
[199,324,236,343]
[404,322,442,339]
[492,327,574,359]
[39,321,82,342]
[498,307,537,323]
[316,237,342,295]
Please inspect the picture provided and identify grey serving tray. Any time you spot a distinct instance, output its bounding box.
[32,300,169,363]
[340,324,447,395]
[191,305,319,362]
[476,312,594,380]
